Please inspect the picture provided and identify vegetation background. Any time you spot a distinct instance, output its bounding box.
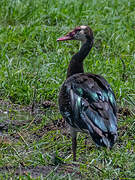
[0,0,135,179]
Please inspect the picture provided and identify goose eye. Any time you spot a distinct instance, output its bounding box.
[75,29,81,33]
[75,30,81,35]
[77,29,81,32]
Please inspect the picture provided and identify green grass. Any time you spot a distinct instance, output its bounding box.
[0,0,135,179]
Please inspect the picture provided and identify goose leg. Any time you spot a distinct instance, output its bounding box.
[72,136,77,161]
[70,126,77,161]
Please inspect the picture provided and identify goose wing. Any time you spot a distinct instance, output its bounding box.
[64,73,117,148]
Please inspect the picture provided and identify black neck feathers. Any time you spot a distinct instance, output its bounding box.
[66,39,93,78]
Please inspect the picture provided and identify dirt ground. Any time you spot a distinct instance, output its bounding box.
[0,99,133,178]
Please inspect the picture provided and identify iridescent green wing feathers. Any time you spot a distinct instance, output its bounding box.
[65,73,117,147]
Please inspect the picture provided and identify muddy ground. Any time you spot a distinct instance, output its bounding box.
[0,99,134,178]
[0,99,84,178]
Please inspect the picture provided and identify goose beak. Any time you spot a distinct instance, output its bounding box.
[57,30,75,41]
[57,34,73,41]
